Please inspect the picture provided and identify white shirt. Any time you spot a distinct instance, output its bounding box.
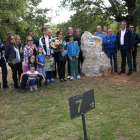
[39,36,50,55]
[26,71,38,75]
[120,28,126,45]
[14,46,20,61]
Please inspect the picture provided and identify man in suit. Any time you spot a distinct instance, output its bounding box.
[129,24,140,72]
[116,21,134,76]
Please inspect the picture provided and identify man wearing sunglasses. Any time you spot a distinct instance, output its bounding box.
[129,25,140,72]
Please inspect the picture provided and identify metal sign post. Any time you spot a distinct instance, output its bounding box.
[69,89,95,140]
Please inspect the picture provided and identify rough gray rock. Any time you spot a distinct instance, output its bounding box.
[81,31,111,77]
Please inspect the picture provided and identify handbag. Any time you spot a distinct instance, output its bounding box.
[11,58,20,65]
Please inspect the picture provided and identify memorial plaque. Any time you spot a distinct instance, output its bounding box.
[69,89,95,120]
[88,38,95,46]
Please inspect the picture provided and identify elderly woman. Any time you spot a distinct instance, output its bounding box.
[5,35,22,89]
[21,55,43,93]
[23,36,37,72]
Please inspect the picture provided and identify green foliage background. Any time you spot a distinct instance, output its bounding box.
[0,0,50,44]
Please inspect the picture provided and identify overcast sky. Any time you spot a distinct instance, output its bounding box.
[38,0,110,24]
[38,0,75,24]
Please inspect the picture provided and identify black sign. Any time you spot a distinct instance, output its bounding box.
[69,89,95,119]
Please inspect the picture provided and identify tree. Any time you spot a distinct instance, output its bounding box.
[60,0,138,28]
[0,0,50,43]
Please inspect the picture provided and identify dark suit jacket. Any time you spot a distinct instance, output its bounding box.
[116,28,134,51]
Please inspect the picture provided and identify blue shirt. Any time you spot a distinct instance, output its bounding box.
[67,41,80,58]
[104,35,117,50]
[96,32,103,40]
[36,54,46,68]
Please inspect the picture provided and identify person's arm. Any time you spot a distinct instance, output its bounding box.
[116,32,120,51]
[0,40,5,50]
[45,57,47,66]
[104,36,112,45]
[129,30,134,51]
[38,73,45,83]
[76,43,80,58]
[20,72,27,83]
[135,33,140,45]
[5,45,10,60]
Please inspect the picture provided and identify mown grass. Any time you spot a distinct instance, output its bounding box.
[0,48,140,140]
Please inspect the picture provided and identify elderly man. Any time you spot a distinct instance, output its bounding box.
[129,24,140,71]
[28,31,39,47]
[116,21,134,76]
[94,26,107,52]
[65,27,79,78]
[104,28,118,73]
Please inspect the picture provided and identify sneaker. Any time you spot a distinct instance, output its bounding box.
[33,85,38,90]
[21,90,25,93]
[46,79,51,83]
[76,75,82,80]
[51,78,55,83]
[67,75,70,79]
[30,86,33,91]
[70,76,74,81]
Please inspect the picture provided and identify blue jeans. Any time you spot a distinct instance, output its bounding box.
[107,49,118,71]
[39,66,46,77]
[28,77,39,86]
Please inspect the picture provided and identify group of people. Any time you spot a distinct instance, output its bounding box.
[0,27,83,93]
[0,20,139,93]
[94,21,140,75]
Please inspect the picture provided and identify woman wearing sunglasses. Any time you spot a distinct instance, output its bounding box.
[5,35,22,89]
[23,36,37,72]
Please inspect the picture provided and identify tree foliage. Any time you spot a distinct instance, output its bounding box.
[0,0,50,43]
[60,0,139,28]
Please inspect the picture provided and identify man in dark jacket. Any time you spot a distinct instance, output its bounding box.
[129,25,140,71]
[28,31,39,47]
[116,21,134,76]
[75,28,84,75]
[0,40,8,88]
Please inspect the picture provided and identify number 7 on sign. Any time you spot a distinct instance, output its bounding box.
[75,99,83,113]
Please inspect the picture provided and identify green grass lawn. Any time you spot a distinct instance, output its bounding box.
[0,48,140,140]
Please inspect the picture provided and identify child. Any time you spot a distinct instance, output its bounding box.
[36,47,47,85]
[39,27,55,83]
[20,65,45,91]
[67,34,82,80]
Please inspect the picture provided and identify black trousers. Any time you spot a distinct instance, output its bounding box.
[132,48,137,69]
[78,50,84,74]
[21,74,43,90]
[57,61,66,80]
[0,58,8,88]
[8,62,22,87]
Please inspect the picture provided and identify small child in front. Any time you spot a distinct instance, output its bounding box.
[36,47,47,85]
[20,65,45,91]
[67,34,82,80]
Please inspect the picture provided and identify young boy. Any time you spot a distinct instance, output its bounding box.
[67,34,82,80]
[20,65,45,91]
[39,27,55,83]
